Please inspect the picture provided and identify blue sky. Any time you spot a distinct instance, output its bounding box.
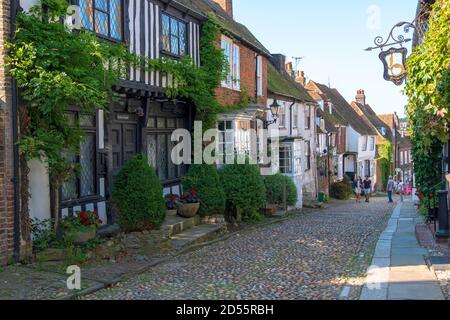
[233,0,418,117]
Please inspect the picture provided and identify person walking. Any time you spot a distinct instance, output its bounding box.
[363,176,372,203]
[387,176,395,203]
[398,179,404,202]
[353,176,362,203]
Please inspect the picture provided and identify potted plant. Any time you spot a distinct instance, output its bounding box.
[177,189,200,218]
[63,211,102,244]
[165,194,180,217]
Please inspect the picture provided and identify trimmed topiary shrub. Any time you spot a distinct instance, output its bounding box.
[330,181,353,200]
[111,154,166,232]
[263,173,298,206]
[220,162,266,219]
[182,164,226,216]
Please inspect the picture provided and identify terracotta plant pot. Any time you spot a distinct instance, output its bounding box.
[177,203,200,218]
[166,209,178,217]
[65,228,97,244]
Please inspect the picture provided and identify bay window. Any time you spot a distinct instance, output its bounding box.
[79,0,123,40]
[305,141,311,171]
[279,144,293,174]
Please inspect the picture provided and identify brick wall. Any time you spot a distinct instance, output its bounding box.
[0,0,15,265]
[215,39,268,109]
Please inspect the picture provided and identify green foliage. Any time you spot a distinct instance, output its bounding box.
[405,0,450,193]
[220,162,266,218]
[111,155,166,232]
[182,164,226,216]
[263,173,298,206]
[377,141,393,191]
[330,181,353,200]
[8,1,128,179]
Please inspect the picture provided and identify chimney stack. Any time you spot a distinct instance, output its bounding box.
[285,62,294,78]
[295,70,306,87]
[355,89,366,105]
[214,0,233,18]
[270,54,286,73]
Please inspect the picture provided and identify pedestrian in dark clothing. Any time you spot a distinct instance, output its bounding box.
[363,176,372,203]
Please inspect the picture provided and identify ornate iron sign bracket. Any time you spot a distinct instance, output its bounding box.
[365,22,417,86]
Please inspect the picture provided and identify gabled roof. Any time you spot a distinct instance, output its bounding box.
[317,108,339,133]
[267,63,315,103]
[306,81,376,136]
[352,102,393,140]
[175,0,271,57]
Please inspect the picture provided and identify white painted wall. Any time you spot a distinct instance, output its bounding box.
[28,159,51,222]
[346,126,360,153]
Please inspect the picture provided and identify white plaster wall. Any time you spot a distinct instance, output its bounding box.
[346,126,360,153]
[28,159,51,221]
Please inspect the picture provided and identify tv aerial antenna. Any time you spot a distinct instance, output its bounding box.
[292,56,305,70]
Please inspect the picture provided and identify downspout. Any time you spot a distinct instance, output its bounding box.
[10,0,21,262]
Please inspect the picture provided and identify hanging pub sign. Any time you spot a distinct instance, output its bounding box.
[365,21,417,87]
[379,47,408,86]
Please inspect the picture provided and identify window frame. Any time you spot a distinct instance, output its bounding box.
[160,12,189,58]
[61,112,99,204]
[305,106,311,130]
[362,136,368,152]
[256,55,263,97]
[217,120,235,165]
[79,0,124,42]
[279,143,293,174]
[221,35,241,91]
[305,141,311,171]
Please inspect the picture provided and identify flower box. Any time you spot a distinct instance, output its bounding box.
[65,228,97,244]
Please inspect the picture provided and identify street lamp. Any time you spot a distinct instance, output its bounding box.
[263,98,281,128]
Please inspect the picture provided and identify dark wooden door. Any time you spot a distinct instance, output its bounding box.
[111,123,138,176]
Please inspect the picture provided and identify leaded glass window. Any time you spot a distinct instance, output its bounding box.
[79,0,123,41]
[147,131,185,183]
[61,112,97,202]
[161,13,187,57]
[279,144,293,174]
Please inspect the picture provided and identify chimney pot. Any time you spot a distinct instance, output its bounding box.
[295,70,306,87]
[356,89,366,105]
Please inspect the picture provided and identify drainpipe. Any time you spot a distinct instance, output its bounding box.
[10,0,21,262]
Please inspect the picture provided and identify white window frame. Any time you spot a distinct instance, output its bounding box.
[221,36,240,91]
[257,55,263,97]
[362,136,368,152]
[217,120,235,165]
[279,143,293,174]
[370,137,375,151]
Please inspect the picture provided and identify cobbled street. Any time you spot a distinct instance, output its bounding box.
[86,198,395,300]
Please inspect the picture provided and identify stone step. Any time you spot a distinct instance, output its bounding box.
[171,224,227,249]
[162,215,201,238]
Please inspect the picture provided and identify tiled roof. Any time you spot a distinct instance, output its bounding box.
[267,62,315,103]
[175,0,271,57]
[308,81,376,136]
[317,108,339,133]
[353,102,393,140]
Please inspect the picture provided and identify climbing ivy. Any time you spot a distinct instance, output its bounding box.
[405,0,450,193]
[7,0,247,234]
[377,141,393,190]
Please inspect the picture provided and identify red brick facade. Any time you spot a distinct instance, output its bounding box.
[0,0,15,265]
[215,39,268,109]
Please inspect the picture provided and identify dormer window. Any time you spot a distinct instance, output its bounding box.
[379,127,387,136]
[161,13,188,57]
[79,0,123,41]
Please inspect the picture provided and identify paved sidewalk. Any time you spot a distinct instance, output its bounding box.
[360,200,445,300]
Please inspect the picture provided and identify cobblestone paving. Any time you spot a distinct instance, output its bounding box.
[86,198,394,300]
